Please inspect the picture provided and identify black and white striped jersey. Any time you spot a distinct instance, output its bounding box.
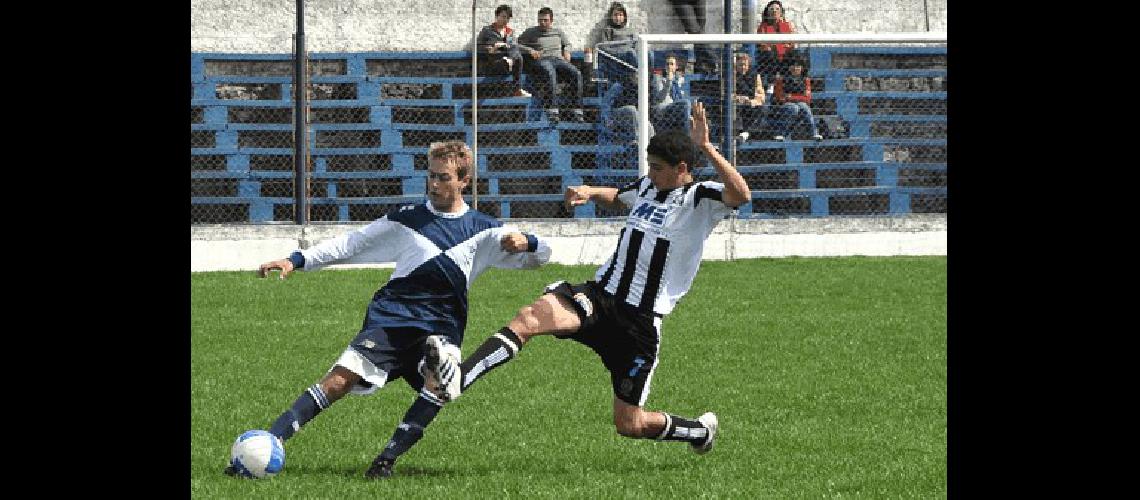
[594,177,734,316]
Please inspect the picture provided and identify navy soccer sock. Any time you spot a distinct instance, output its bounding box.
[654,413,710,445]
[378,392,444,461]
[268,384,330,442]
[458,327,524,392]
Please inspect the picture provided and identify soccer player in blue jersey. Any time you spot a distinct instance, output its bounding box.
[425,102,749,454]
[225,140,552,479]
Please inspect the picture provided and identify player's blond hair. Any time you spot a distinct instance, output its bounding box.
[428,141,473,180]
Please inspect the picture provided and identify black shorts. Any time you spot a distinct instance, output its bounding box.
[544,280,662,406]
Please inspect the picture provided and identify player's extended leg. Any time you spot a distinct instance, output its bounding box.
[612,397,719,454]
[442,292,582,400]
[226,366,361,476]
[266,366,359,442]
[365,390,446,479]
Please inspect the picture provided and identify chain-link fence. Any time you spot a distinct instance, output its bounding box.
[192,17,945,224]
[630,39,947,218]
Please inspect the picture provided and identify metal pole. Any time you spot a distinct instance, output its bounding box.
[742,0,756,35]
[471,0,479,210]
[293,0,308,224]
[637,37,649,178]
[923,0,930,31]
[742,0,757,62]
[722,0,734,163]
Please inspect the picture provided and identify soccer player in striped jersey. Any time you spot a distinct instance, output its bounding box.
[426,101,749,454]
[224,141,552,479]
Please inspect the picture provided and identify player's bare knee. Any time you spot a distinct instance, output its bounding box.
[518,298,553,334]
[320,367,358,400]
[509,304,539,335]
[614,418,646,438]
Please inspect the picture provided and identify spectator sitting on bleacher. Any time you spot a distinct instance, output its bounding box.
[731,51,770,143]
[585,2,638,84]
[756,1,796,102]
[477,4,531,98]
[651,54,692,134]
[518,7,585,123]
[770,51,822,141]
[667,0,718,75]
[602,77,649,148]
[599,75,655,172]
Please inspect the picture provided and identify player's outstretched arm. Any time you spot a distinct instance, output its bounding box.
[690,101,751,208]
[494,230,553,269]
[565,185,623,211]
[258,258,295,280]
[499,232,529,253]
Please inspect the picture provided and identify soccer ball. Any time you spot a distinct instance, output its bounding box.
[229,430,285,479]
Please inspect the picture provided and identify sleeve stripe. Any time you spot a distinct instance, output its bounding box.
[638,178,653,198]
[616,176,644,195]
[694,184,723,208]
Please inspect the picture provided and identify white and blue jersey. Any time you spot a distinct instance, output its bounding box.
[288,200,551,344]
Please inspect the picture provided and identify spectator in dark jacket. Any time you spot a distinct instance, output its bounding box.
[771,51,822,141]
[732,51,771,143]
[477,5,531,97]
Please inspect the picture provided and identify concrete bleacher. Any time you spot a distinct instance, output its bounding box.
[686,47,946,217]
[191,47,946,223]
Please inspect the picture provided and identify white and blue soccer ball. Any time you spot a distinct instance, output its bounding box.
[230,430,285,479]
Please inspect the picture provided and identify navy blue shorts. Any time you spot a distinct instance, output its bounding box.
[347,326,433,391]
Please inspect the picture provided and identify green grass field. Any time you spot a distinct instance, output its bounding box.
[191,256,946,498]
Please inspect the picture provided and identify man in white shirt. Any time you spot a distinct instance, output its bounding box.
[427,102,750,456]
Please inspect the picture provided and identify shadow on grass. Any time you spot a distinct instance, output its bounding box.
[281,463,472,479]
[273,453,692,480]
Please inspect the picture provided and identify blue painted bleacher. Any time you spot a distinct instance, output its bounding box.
[191,47,946,223]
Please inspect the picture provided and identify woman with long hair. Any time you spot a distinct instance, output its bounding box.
[755,1,795,99]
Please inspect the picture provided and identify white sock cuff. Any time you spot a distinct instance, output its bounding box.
[493,333,520,356]
[655,414,673,441]
[418,389,445,407]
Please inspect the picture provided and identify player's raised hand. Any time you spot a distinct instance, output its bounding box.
[258,259,295,280]
[564,185,591,207]
[500,232,528,253]
[690,101,711,148]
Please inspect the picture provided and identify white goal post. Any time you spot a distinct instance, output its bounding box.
[634,32,948,177]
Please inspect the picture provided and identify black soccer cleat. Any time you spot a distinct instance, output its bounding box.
[364,457,395,479]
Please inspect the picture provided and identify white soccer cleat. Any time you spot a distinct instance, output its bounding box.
[691,412,719,455]
[423,335,462,402]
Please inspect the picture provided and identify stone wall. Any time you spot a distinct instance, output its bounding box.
[191,0,947,53]
[191,214,947,272]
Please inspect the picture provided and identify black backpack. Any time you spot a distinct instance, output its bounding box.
[816,115,849,139]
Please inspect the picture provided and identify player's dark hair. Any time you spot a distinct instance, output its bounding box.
[646,131,697,169]
[495,4,512,18]
[538,7,553,19]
